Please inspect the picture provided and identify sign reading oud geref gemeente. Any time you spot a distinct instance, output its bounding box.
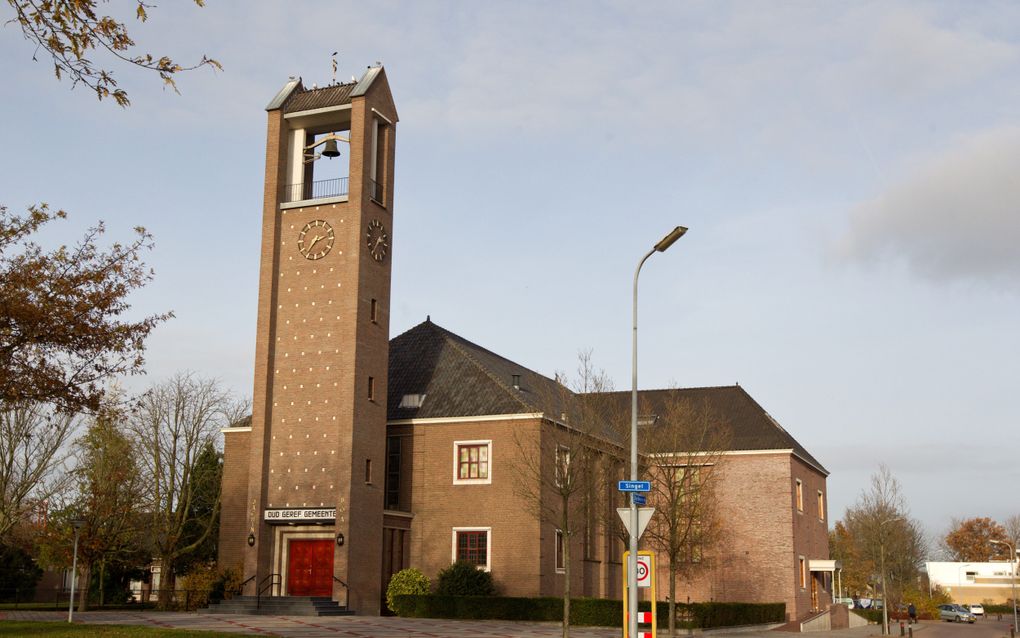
[263,507,336,523]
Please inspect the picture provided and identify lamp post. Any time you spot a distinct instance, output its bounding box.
[68,518,85,623]
[991,539,1018,631]
[629,225,687,638]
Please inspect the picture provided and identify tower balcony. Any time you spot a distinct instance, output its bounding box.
[281,177,349,209]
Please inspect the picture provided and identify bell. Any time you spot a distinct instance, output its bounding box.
[321,138,341,158]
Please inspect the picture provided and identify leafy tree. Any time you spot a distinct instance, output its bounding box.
[642,396,731,637]
[944,517,1008,562]
[0,402,78,542]
[176,442,222,575]
[128,373,247,608]
[0,205,171,414]
[5,0,220,106]
[0,541,43,602]
[829,520,871,596]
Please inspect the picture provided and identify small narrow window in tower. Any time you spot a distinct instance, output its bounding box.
[370,298,379,323]
[817,490,825,520]
[365,458,373,484]
[795,479,803,512]
[368,376,376,401]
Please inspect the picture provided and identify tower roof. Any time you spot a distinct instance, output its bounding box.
[265,66,388,112]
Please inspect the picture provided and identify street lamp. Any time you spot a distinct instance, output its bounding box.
[68,518,85,623]
[629,225,687,638]
[990,539,1018,632]
[877,516,903,636]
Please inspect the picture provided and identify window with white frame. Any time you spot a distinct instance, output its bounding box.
[555,529,565,572]
[799,556,807,588]
[452,527,491,571]
[555,445,570,488]
[817,490,825,520]
[453,440,492,484]
[795,479,804,512]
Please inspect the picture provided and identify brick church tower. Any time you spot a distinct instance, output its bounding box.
[218,66,397,615]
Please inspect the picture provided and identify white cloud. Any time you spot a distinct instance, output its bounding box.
[839,126,1020,289]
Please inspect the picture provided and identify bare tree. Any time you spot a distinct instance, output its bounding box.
[509,352,618,638]
[843,465,926,633]
[0,402,78,542]
[641,396,730,637]
[129,372,247,606]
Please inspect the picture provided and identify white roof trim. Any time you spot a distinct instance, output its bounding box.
[351,66,382,97]
[222,426,252,434]
[388,412,542,426]
[284,103,352,120]
[266,78,301,111]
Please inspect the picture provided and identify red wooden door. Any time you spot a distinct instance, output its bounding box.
[288,539,334,597]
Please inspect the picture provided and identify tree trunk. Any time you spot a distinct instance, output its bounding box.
[77,563,91,613]
[158,559,175,610]
[668,568,676,637]
[563,530,570,638]
[99,560,105,607]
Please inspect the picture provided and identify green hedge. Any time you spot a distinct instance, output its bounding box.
[391,595,784,628]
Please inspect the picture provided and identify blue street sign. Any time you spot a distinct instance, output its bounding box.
[632,493,647,506]
[618,480,651,492]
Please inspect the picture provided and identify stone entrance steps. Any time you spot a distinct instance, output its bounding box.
[200,595,354,616]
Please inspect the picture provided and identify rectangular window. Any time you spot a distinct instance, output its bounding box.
[799,556,807,588]
[817,490,825,520]
[385,436,401,509]
[555,445,570,488]
[454,441,492,484]
[555,529,565,572]
[370,119,387,204]
[370,298,379,323]
[795,479,803,512]
[365,458,372,484]
[368,376,376,401]
[453,528,490,570]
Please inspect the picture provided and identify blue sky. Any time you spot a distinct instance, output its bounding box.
[2,1,1018,542]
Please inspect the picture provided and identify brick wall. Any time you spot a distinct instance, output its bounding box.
[217,428,251,571]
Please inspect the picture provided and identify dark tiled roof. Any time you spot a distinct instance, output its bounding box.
[595,387,828,474]
[387,320,826,474]
[283,82,357,113]
[387,318,570,420]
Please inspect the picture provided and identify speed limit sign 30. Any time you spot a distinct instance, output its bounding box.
[636,555,651,588]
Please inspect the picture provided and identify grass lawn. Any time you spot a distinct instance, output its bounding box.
[0,622,242,637]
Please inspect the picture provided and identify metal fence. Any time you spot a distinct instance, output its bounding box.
[284,177,349,202]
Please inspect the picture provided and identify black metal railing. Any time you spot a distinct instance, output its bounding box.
[284,177,349,203]
[256,573,280,610]
[236,574,255,596]
[332,576,350,609]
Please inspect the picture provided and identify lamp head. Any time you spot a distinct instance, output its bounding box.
[654,226,688,252]
[71,519,85,530]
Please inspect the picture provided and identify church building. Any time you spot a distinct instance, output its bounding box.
[217,67,835,622]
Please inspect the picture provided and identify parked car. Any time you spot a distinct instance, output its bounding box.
[968,603,984,617]
[938,604,976,623]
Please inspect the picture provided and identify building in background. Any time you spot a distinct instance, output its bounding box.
[927,561,1019,604]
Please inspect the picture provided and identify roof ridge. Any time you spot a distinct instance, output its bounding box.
[438,330,540,414]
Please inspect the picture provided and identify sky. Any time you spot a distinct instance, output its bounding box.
[1,1,1018,545]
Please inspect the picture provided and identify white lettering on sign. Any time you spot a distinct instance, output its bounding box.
[263,508,337,522]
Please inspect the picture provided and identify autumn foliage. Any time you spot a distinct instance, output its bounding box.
[0,204,171,413]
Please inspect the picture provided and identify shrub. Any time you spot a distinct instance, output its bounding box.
[435,561,497,596]
[391,594,784,628]
[386,568,430,613]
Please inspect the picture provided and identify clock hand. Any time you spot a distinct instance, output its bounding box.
[306,235,322,250]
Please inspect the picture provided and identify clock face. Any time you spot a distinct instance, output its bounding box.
[297,220,334,260]
[366,219,388,262]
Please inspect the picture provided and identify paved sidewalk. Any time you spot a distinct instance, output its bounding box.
[0,610,911,637]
